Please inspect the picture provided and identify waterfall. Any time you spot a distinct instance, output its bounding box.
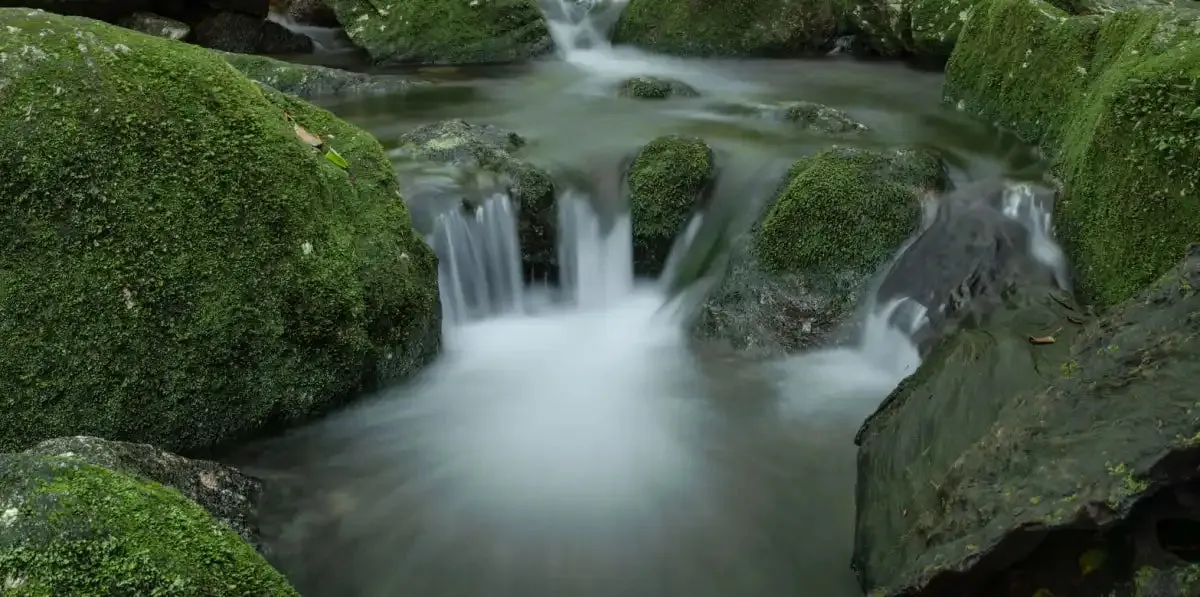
[430,194,526,326]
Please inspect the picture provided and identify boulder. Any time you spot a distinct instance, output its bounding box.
[393,120,558,278]
[710,100,868,135]
[853,245,1200,596]
[192,11,314,54]
[25,436,265,550]
[0,0,152,22]
[117,11,189,40]
[324,0,551,64]
[0,9,441,453]
[221,51,419,98]
[944,0,1197,307]
[626,135,715,276]
[695,147,946,356]
[0,453,297,594]
[612,0,840,56]
[617,76,700,99]
[279,0,340,27]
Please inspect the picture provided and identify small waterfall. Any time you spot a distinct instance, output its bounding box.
[556,191,637,309]
[265,11,355,53]
[430,194,525,326]
[540,0,628,56]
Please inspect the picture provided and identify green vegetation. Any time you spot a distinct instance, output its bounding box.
[613,0,841,56]
[617,76,699,99]
[220,52,415,98]
[627,136,714,275]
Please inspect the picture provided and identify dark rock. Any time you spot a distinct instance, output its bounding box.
[393,120,557,278]
[853,245,1200,596]
[25,436,265,550]
[209,0,269,17]
[221,51,418,98]
[0,0,152,22]
[191,11,313,54]
[117,11,189,39]
[282,0,339,27]
[626,135,715,276]
[617,76,699,99]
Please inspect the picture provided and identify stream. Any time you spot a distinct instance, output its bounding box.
[229,3,1060,596]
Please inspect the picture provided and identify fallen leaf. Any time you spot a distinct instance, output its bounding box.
[1029,335,1056,345]
[294,123,323,148]
[324,147,349,169]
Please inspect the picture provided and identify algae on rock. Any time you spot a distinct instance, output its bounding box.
[325,0,552,64]
[626,135,715,276]
[0,454,297,595]
[853,245,1200,596]
[0,9,441,454]
[944,0,1200,307]
[613,0,841,56]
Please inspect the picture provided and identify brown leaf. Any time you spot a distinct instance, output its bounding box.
[1029,335,1056,345]
[293,122,323,148]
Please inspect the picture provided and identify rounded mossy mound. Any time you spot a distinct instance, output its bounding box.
[617,76,699,99]
[612,0,840,56]
[325,0,551,64]
[0,454,297,595]
[0,10,441,454]
[627,135,715,276]
[754,147,944,274]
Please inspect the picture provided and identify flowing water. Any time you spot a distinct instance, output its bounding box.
[232,4,1068,596]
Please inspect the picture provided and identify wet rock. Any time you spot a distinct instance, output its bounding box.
[613,0,840,56]
[946,0,1193,308]
[711,100,867,135]
[393,120,557,277]
[0,452,297,594]
[0,10,440,453]
[695,147,947,356]
[117,11,189,40]
[279,0,340,27]
[617,76,700,99]
[853,245,1200,596]
[626,135,715,276]
[221,51,418,98]
[192,11,314,54]
[25,436,264,550]
[324,0,551,64]
[209,0,269,17]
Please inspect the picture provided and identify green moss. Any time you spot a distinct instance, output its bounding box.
[907,0,987,58]
[753,147,943,274]
[617,76,699,99]
[220,52,416,98]
[945,0,1200,307]
[613,0,842,56]
[627,136,715,276]
[1133,564,1200,596]
[0,10,440,453]
[326,0,551,64]
[0,455,297,595]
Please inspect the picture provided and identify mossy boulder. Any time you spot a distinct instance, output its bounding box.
[0,10,441,453]
[696,147,945,355]
[394,119,558,278]
[612,0,841,56]
[617,76,700,99]
[945,0,1200,307]
[853,246,1200,596]
[25,436,265,550]
[626,135,715,276]
[325,0,552,64]
[711,100,868,135]
[117,11,189,40]
[0,453,297,595]
[221,51,419,98]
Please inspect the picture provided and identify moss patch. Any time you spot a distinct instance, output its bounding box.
[220,51,418,98]
[326,0,551,64]
[754,147,943,274]
[0,9,440,453]
[613,0,841,56]
[0,454,296,595]
[627,136,715,276]
[945,0,1200,307]
[617,76,699,99]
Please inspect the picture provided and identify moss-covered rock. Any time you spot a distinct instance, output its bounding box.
[612,0,841,56]
[1132,565,1200,597]
[617,76,700,99]
[852,245,1200,596]
[25,436,265,550]
[394,119,558,278]
[697,147,945,355]
[221,51,419,98]
[325,0,552,64]
[0,453,297,595]
[944,0,1200,307]
[0,9,441,453]
[117,11,189,40]
[626,136,715,276]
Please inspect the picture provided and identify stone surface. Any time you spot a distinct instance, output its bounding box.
[222,51,419,97]
[192,11,314,54]
[117,11,189,40]
[617,76,700,99]
[626,135,715,276]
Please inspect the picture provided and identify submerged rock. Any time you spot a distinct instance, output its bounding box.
[394,120,557,277]
[25,436,265,550]
[626,135,715,276]
[117,11,189,40]
[711,100,868,135]
[192,10,314,54]
[0,453,297,594]
[945,0,1197,308]
[325,0,551,64]
[613,0,840,56]
[853,245,1200,596]
[0,10,441,453]
[617,76,700,99]
[696,147,947,355]
[221,51,418,98]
